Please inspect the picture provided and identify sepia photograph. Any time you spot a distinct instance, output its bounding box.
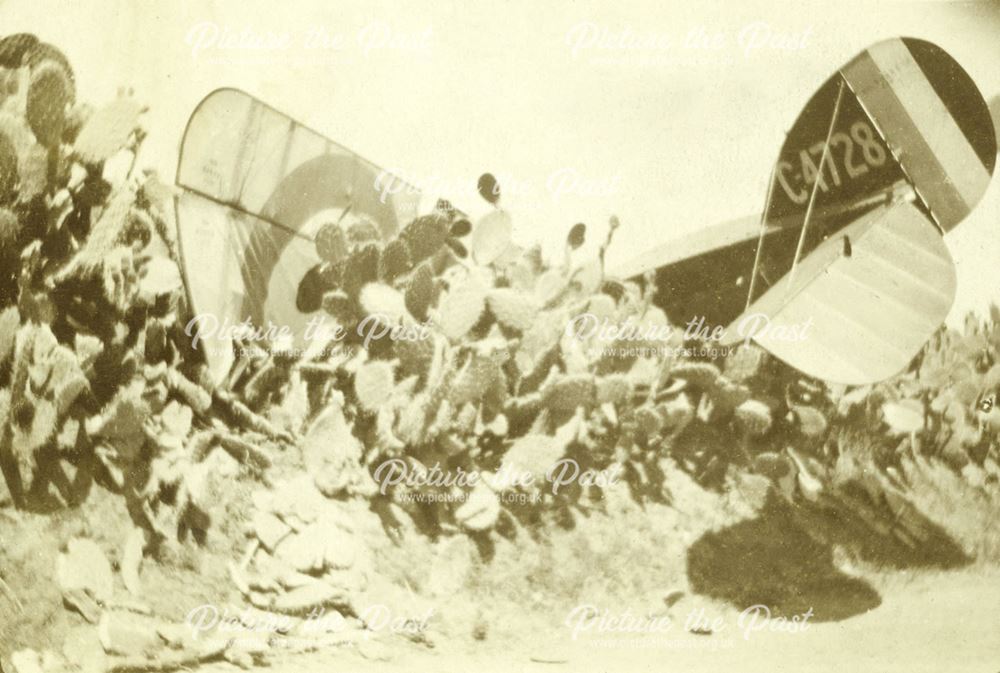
[0,1,999,671]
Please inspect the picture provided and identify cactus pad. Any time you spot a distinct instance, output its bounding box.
[734,399,772,437]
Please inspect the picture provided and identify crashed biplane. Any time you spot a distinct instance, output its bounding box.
[175,37,996,387]
[616,37,996,384]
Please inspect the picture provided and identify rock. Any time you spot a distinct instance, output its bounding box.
[317,502,361,533]
[314,510,361,569]
[290,607,350,636]
[272,581,347,615]
[108,599,152,616]
[237,606,298,635]
[204,446,241,478]
[270,476,325,525]
[276,568,323,591]
[242,572,277,595]
[7,650,62,673]
[40,651,65,673]
[274,517,360,573]
[248,591,274,611]
[121,527,145,597]
[254,512,292,553]
[323,534,358,570]
[62,625,108,673]
[274,532,326,573]
[961,463,987,488]
[323,566,368,595]
[56,538,113,604]
[97,611,162,657]
[156,623,195,650]
[663,590,685,608]
[225,630,271,655]
[356,638,394,662]
[9,650,43,673]
[223,648,255,669]
[229,561,253,595]
[250,488,272,512]
[62,588,102,623]
[248,553,294,589]
[314,470,351,498]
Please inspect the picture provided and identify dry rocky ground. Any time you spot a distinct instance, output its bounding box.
[4,436,1000,672]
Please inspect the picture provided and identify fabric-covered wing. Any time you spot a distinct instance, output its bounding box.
[722,199,955,385]
[748,37,994,309]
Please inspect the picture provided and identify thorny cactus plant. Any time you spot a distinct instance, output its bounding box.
[278,161,1000,542]
[851,312,1000,474]
[271,162,863,538]
[3,34,994,554]
[0,34,285,547]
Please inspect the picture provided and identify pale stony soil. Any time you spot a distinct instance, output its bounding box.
[220,566,1000,673]
[199,463,1000,673]
[4,453,998,673]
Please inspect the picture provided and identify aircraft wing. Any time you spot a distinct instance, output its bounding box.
[721,198,955,384]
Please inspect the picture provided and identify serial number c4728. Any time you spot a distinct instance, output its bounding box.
[776,120,888,204]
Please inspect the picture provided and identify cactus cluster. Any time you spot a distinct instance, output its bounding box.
[0,35,288,545]
[277,164,859,526]
[3,33,995,550]
[845,312,1000,476]
[288,173,1000,530]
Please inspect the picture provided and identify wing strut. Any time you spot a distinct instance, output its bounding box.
[787,78,845,293]
[744,160,778,310]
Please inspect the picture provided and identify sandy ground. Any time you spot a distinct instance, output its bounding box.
[201,566,1000,673]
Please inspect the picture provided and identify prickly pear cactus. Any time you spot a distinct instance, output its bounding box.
[0,35,291,543]
[2,33,993,553]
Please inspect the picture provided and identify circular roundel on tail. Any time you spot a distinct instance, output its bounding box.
[237,153,400,334]
[174,89,420,382]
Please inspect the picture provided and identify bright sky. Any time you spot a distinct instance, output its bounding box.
[3,0,998,323]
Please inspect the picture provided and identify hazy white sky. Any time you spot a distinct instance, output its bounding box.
[2,0,998,322]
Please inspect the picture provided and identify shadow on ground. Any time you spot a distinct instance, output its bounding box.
[686,486,971,622]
